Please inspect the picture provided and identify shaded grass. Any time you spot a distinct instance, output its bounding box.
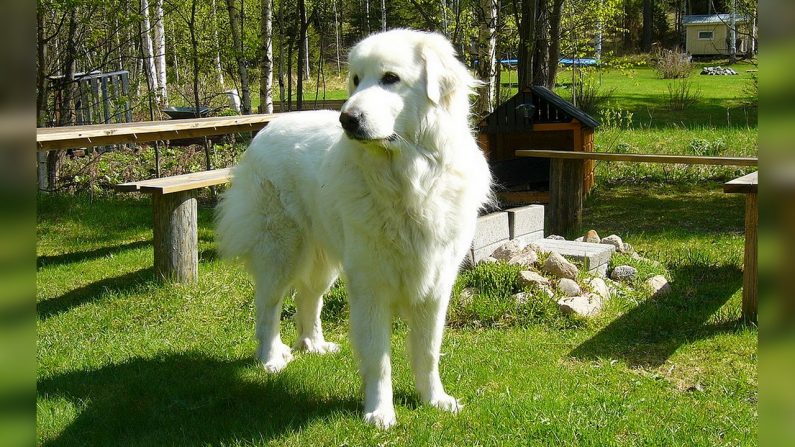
[36,186,756,445]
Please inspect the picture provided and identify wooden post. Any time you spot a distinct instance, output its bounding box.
[743,192,757,323]
[152,190,198,283]
[547,158,584,237]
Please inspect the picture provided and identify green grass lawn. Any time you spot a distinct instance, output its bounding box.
[36,182,757,446]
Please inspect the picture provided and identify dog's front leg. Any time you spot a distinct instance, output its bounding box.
[407,287,462,413]
[348,280,396,429]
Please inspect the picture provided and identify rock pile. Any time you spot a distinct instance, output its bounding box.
[466,229,672,318]
[701,66,738,76]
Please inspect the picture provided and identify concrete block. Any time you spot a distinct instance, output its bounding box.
[467,211,510,265]
[532,239,615,275]
[512,230,544,248]
[507,205,544,240]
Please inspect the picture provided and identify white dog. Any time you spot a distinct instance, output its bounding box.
[216,29,492,429]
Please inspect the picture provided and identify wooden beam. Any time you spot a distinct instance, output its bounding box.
[742,192,758,324]
[547,158,584,236]
[516,149,758,166]
[723,171,758,194]
[152,190,198,283]
[37,113,279,151]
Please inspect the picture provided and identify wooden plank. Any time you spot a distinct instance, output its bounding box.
[114,167,232,194]
[724,171,758,194]
[497,191,550,204]
[516,149,758,166]
[37,113,280,151]
[742,192,758,324]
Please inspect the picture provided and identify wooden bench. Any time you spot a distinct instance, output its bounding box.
[515,149,759,235]
[114,168,232,283]
[724,171,758,323]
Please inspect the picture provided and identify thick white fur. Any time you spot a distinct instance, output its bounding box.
[216,29,492,429]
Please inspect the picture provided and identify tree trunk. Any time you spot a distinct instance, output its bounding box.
[546,0,564,89]
[260,0,274,113]
[533,0,550,88]
[211,0,225,87]
[475,0,498,115]
[140,0,159,102]
[364,0,371,36]
[37,7,49,190]
[225,0,252,114]
[49,6,80,190]
[334,0,342,76]
[381,0,387,31]
[297,0,307,109]
[302,0,310,80]
[642,0,653,52]
[153,0,167,105]
[518,0,536,91]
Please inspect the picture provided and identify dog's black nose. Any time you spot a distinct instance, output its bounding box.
[339,111,361,134]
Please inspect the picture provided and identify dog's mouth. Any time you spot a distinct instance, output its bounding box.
[345,130,400,145]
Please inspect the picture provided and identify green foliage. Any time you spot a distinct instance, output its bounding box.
[598,104,634,129]
[667,78,701,111]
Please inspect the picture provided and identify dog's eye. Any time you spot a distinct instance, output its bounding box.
[352,75,360,87]
[381,73,400,86]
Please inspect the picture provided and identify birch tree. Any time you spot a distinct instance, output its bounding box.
[153,0,168,105]
[475,0,498,115]
[260,0,273,113]
[141,0,159,100]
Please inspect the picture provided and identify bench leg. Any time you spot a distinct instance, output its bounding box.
[152,190,198,283]
[742,192,757,324]
[548,158,584,237]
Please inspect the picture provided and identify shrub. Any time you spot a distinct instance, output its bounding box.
[654,48,693,79]
[570,70,615,116]
[667,78,701,111]
[598,105,634,130]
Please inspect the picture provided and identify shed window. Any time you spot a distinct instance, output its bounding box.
[698,31,714,40]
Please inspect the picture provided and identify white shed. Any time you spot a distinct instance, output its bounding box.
[682,14,755,56]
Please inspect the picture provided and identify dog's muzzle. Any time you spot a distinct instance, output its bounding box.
[339,111,364,138]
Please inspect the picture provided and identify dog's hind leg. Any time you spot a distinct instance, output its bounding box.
[406,287,462,413]
[292,251,340,354]
[249,245,300,373]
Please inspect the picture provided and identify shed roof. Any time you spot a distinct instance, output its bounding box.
[531,85,600,129]
[682,14,750,26]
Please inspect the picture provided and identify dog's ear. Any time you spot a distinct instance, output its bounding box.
[420,33,480,109]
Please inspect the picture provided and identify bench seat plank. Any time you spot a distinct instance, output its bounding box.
[723,171,758,194]
[114,168,232,194]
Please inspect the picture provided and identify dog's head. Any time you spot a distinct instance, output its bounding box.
[339,29,478,148]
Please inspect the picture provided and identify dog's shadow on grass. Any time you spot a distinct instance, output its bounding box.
[38,353,361,446]
[569,262,746,368]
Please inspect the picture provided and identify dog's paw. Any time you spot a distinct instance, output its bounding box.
[363,408,397,430]
[293,338,340,355]
[429,394,463,414]
[258,342,293,373]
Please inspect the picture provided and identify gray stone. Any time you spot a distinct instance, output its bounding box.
[508,248,538,267]
[518,270,551,287]
[533,239,615,275]
[479,256,499,264]
[513,292,530,305]
[491,240,523,261]
[647,275,671,298]
[574,236,584,242]
[585,277,611,302]
[546,234,565,240]
[610,265,638,282]
[507,205,544,243]
[558,278,582,297]
[557,293,603,317]
[622,242,635,254]
[539,285,555,299]
[543,252,579,280]
[601,234,624,252]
